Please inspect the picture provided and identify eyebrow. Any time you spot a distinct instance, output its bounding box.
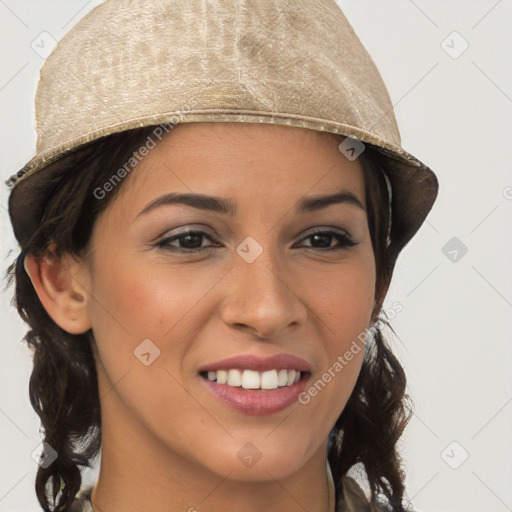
[136,189,364,218]
[296,190,364,214]
[137,193,237,218]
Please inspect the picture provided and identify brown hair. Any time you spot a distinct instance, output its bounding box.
[6,126,410,512]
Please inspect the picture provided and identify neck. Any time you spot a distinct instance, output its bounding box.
[91,443,334,512]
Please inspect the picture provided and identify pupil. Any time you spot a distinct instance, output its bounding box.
[312,234,331,248]
[181,234,202,248]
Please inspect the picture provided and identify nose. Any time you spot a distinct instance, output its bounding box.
[220,247,308,340]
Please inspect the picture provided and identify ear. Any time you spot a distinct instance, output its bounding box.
[24,251,92,334]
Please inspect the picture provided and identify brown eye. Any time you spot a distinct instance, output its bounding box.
[156,230,219,252]
[295,230,357,251]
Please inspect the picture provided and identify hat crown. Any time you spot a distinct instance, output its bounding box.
[34,0,401,158]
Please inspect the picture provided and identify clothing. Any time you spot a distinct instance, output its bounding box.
[69,476,389,512]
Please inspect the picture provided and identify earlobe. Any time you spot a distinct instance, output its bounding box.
[24,252,92,334]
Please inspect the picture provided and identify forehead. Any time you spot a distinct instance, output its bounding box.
[106,122,366,218]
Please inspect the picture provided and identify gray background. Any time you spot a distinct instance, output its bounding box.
[1,1,511,511]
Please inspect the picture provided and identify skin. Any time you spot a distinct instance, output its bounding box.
[26,123,377,512]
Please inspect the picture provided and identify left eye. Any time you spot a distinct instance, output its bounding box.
[294,230,357,251]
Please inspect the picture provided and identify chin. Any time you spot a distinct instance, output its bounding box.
[196,438,315,483]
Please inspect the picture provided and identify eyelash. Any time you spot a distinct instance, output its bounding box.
[154,228,358,253]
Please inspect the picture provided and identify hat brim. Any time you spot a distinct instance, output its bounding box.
[7,113,438,253]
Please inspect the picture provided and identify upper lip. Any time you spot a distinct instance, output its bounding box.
[200,353,311,373]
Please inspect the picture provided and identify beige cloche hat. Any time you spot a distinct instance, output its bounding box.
[6,0,438,253]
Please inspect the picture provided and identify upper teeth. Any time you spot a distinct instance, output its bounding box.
[206,369,301,390]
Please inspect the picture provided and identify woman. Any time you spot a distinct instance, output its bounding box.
[5,1,438,511]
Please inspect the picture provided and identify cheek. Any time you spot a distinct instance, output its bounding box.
[312,252,376,336]
[85,256,223,373]
[308,251,375,400]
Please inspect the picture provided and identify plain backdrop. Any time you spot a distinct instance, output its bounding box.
[1,1,511,511]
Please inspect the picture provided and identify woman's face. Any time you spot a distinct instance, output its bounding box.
[78,122,376,481]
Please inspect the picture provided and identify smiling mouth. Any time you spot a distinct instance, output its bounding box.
[199,369,308,390]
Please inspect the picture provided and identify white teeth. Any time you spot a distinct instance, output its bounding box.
[278,369,288,387]
[216,369,228,384]
[241,370,260,389]
[227,369,242,386]
[260,370,278,390]
[205,368,303,389]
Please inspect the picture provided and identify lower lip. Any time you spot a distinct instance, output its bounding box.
[201,375,309,415]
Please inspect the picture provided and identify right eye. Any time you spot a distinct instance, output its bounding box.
[155,230,221,253]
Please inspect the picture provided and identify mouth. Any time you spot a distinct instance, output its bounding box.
[199,368,305,390]
[199,354,311,415]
